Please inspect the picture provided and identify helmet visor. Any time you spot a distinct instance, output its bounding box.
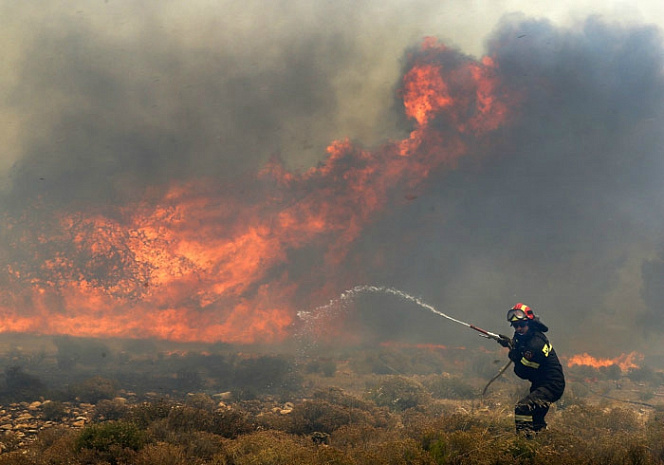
[507,308,528,322]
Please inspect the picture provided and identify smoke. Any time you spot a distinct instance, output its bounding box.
[350,15,664,353]
[2,2,664,356]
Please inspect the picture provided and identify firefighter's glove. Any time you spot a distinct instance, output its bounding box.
[497,335,512,348]
[508,348,521,363]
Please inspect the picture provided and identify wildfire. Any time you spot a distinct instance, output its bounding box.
[567,352,644,372]
[0,38,515,344]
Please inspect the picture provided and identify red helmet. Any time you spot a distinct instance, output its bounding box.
[507,303,534,322]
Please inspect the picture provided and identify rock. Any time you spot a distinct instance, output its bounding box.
[213,391,233,400]
[27,402,41,411]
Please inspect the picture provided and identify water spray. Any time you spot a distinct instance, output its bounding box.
[299,285,511,346]
[298,285,513,396]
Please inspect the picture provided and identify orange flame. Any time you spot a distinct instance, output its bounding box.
[0,38,516,344]
[567,352,643,372]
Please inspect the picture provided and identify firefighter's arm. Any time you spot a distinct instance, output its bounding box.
[508,347,521,363]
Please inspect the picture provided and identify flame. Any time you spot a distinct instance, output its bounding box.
[0,38,515,344]
[567,352,644,372]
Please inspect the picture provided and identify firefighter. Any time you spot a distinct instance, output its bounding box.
[499,303,565,435]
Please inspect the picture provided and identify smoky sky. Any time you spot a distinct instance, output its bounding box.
[2,2,664,356]
[345,15,664,354]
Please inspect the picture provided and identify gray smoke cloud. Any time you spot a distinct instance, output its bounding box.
[348,15,664,355]
[2,1,664,359]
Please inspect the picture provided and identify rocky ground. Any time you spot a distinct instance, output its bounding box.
[0,399,94,453]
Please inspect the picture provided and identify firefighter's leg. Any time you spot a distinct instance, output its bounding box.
[514,397,534,433]
[531,401,550,431]
[516,387,554,433]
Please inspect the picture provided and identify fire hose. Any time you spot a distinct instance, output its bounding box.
[366,286,515,394]
[312,286,514,395]
[462,323,514,396]
[419,302,514,395]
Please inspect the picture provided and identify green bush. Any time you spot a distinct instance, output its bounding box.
[75,421,145,464]
[76,421,145,452]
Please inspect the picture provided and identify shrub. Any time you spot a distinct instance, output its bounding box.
[210,408,254,439]
[41,400,69,421]
[313,388,374,412]
[134,442,187,465]
[627,365,658,384]
[233,355,302,395]
[321,360,337,377]
[599,364,622,380]
[167,406,214,432]
[71,376,117,403]
[184,392,216,411]
[35,427,79,464]
[350,437,433,465]
[422,374,478,400]
[219,430,315,465]
[175,368,203,392]
[75,421,145,464]
[288,399,361,435]
[93,398,130,421]
[128,399,175,429]
[166,405,253,439]
[366,376,430,411]
[559,405,642,435]
[53,336,112,369]
[1,365,46,402]
[76,421,145,452]
[304,359,337,377]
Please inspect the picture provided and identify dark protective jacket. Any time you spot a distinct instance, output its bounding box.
[508,321,565,400]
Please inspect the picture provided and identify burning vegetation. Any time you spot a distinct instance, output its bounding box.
[1,2,664,463]
[0,37,515,345]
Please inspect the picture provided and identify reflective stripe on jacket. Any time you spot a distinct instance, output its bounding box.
[508,330,565,399]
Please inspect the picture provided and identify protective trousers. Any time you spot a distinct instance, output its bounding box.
[514,386,556,433]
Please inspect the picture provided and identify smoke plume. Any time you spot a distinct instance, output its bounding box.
[1,2,663,358]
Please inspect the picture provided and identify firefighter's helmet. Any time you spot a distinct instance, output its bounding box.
[507,303,535,322]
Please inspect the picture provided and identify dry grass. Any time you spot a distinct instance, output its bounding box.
[0,340,663,464]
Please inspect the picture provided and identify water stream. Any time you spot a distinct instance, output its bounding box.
[297,284,472,330]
